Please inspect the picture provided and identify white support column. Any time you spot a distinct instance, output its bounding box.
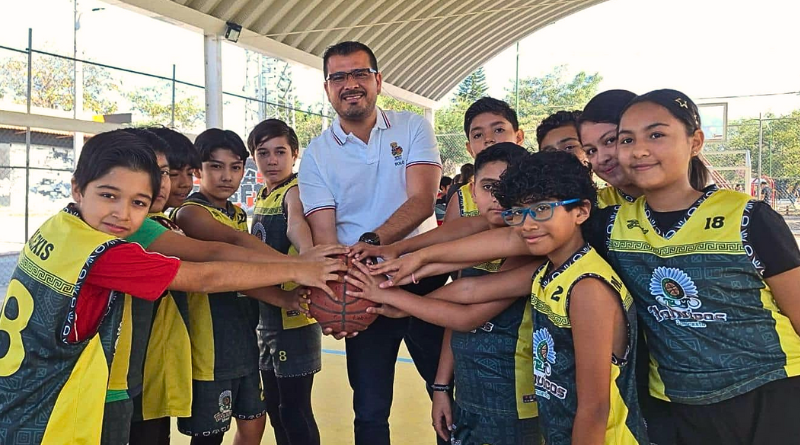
[424,107,435,128]
[204,34,223,129]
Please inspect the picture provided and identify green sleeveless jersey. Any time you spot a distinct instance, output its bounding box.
[451,259,538,419]
[456,183,480,217]
[0,206,124,444]
[531,245,647,445]
[174,192,259,381]
[607,187,800,404]
[251,174,315,331]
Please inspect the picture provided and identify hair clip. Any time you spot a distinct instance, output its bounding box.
[675,98,689,109]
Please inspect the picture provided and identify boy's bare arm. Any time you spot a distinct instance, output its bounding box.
[173,205,274,253]
[570,278,623,445]
[370,226,530,285]
[169,258,346,297]
[285,187,315,254]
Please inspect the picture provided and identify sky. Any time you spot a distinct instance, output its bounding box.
[1,0,799,122]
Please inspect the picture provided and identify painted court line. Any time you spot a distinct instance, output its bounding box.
[322,348,414,364]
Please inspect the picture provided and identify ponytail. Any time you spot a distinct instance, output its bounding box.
[689,156,709,191]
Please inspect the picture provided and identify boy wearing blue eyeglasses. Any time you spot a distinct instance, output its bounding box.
[342,143,542,445]
[352,151,648,444]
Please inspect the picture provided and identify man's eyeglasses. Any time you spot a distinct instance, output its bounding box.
[501,199,580,226]
[326,68,377,84]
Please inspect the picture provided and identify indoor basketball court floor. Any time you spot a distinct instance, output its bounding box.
[172,335,433,444]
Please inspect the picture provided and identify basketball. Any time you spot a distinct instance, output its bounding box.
[308,259,379,333]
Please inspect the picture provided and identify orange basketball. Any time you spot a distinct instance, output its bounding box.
[308,262,379,333]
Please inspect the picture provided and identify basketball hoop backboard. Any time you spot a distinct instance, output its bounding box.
[698,102,728,142]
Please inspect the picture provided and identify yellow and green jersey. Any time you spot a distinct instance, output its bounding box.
[607,187,800,404]
[531,245,647,445]
[174,192,259,381]
[138,213,192,419]
[456,183,480,217]
[450,259,537,419]
[0,206,125,444]
[597,186,636,209]
[251,173,315,331]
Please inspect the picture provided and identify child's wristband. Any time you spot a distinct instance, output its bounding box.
[430,383,451,393]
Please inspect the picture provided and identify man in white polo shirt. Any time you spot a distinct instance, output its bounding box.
[299,41,446,445]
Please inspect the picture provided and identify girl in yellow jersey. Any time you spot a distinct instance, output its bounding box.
[595,90,800,444]
[578,90,642,209]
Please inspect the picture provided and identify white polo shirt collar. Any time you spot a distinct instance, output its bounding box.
[330,107,392,146]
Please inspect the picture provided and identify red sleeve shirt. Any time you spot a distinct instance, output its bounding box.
[71,242,180,342]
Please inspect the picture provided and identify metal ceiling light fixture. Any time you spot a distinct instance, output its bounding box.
[224,21,242,42]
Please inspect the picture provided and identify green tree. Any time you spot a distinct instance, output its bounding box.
[713,111,800,180]
[0,53,119,115]
[293,102,326,149]
[506,65,602,129]
[455,67,488,103]
[126,84,204,130]
[377,94,424,115]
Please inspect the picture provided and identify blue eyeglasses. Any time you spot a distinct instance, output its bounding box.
[501,199,581,226]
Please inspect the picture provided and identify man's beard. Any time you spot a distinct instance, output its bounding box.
[335,94,377,121]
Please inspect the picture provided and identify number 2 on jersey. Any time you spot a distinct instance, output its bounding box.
[0,280,34,376]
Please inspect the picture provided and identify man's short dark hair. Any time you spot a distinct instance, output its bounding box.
[194,128,249,162]
[474,142,528,175]
[463,97,519,137]
[74,130,161,200]
[149,127,200,170]
[536,110,582,146]
[247,119,300,157]
[322,41,378,78]
[440,176,453,189]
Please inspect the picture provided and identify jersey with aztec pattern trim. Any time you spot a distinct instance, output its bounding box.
[451,259,538,419]
[174,193,260,381]
[606,187,800,404]
[251,173,315,331]
[457,183,480,217]
[531,245,647,445]
[597,186,636,209]
[0,206,124,444]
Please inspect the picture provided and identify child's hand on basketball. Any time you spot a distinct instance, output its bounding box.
[343,260,390,303]
[298,243,350,262]
[289,287,312,317]
[292,257,347,299]
[368,252,426,288]
[321,327,359,340]
[365,303,409,319]
[349,242,401,263]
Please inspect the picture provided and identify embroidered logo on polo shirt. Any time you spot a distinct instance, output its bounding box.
[390,142,404,166]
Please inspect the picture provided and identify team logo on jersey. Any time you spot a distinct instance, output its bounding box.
[214,390,233,423]
[390,142,404,166]
[533,328,567,400]
[648,266,727,327]
[626,219,649,234]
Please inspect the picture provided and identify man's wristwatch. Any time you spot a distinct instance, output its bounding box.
[359,232,381,246]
